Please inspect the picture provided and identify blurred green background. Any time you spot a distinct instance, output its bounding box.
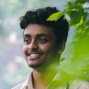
[0,0,89,89]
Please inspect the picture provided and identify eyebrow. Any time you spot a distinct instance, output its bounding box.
[23,34,30,37]
[23,33,51,38]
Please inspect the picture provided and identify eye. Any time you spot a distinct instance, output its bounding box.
[24,38,31,44]
[38,38,48,43]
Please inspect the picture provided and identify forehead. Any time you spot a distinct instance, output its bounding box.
[23,24,55,37]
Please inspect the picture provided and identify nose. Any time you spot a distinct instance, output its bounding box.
[28,39,38,51]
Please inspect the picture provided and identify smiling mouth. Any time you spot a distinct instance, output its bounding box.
[26,53,43,60]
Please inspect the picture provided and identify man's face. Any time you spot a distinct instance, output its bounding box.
[23,24,60,68]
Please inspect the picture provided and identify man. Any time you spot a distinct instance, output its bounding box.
[12,7,89,89]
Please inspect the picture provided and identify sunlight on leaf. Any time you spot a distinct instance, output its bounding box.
[75,16,84,28]
[47,12,64,21]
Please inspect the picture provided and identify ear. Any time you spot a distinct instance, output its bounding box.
[58,41,65,54]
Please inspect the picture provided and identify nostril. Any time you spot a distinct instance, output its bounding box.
[28,48,38,52]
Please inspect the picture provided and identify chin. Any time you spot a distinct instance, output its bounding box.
[28,63,44,69]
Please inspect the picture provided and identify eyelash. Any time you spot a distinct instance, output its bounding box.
[24,38,31,44]
[24,38,48,44]
[38,38,48,43]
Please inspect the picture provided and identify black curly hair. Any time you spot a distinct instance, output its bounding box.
[20,7,69,45]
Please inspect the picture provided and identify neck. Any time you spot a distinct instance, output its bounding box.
[32,62,58,89]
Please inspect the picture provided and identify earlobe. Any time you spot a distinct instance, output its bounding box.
[58,41,65,54]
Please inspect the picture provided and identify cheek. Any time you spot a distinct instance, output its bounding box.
[41,43,56,54]
[23,45,28,54]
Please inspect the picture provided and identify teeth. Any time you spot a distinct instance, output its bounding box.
[30,54,39,57]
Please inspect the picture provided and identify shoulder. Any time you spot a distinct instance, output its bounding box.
[69,79,89,89]
[77,80,89,89]
[11,82,24,89]
[11,72,33,89]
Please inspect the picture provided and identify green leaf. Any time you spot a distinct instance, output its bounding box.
[75,16,84,28]
[47,12,64,21]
